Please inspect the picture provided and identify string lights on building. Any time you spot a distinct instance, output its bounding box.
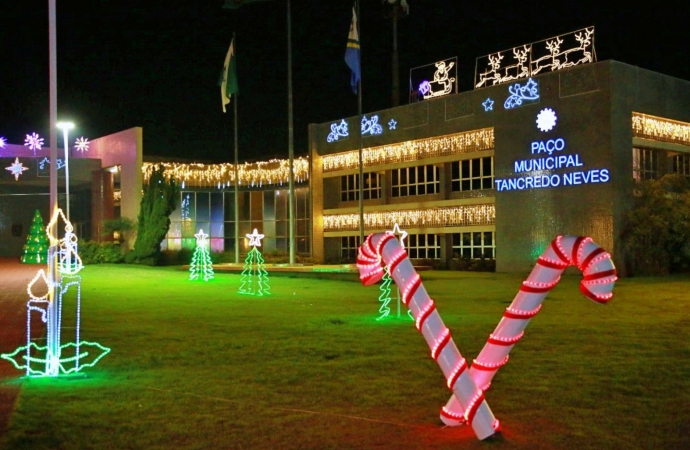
[323,205,495,231]
[632,112,690,146]
[142,157,310,188]
[321,129,494,173]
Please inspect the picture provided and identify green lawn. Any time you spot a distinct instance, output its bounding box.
[1,266,688,449]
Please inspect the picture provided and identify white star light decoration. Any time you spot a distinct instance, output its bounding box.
[388,119,397,130]
[6,157,29,180]
[482,98,494,111]
[246,229,265,247]
[195,229,209,245]
[74,136,89,152]
[386,223,408,249]
[536,108,557,132]
[24,132,44,155]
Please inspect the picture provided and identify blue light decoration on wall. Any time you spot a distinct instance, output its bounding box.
[38,157,66,170]
[388,119,397,130]
[504,78,539,109]
[327,119,349,142]
[361,115,383,136]
[482,98,494,112]
[493,108,610,191]
[1,209,110,377]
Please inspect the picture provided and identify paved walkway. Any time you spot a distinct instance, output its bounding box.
[0,258,46,437]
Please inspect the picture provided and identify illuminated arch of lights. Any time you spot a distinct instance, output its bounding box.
[321,129,494,173]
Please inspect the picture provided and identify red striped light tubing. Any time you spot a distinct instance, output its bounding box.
[356,233,499,441]
[440,235,617,425]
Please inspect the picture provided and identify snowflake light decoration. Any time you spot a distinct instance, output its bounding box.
[0,137,6,148]
[24,133,44,155]
[536,108,557,132]
[6,157,29,180]
[74,136,89,152]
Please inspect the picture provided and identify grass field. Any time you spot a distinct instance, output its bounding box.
[1,265,688,449]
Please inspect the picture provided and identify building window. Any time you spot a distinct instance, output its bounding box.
[407,234,441,259]
[452,231,495,259]
[451,157,494,191]
[672,153,690,179]
[633,148,659,181]
[340,173,381,202]
[392,165,440,197]
[341,236,361,262]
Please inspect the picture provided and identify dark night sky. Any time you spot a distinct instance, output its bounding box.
[1,1,689,163]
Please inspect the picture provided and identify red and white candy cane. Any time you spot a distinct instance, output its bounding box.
[357,233,499,440]
[356,234,617,441]
[440,235,617,426]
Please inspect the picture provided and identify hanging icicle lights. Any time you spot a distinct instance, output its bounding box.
[632,112,690,146]
[321,129,494,173]
[142,157,309,188]
[323,205,495,231]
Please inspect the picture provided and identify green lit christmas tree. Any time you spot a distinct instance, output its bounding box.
[377,267,393,320]
[21,210,48,264]
[189,229,214,282]
[238,229,270,296]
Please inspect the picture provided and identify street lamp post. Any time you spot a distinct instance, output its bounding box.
[56,121,74,221]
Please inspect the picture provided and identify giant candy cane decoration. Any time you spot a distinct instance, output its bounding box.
[356,234,616,441]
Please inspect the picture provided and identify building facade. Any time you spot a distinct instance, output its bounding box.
[309,61,690,272]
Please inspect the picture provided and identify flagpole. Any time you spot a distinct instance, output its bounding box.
[287,0,296,265]
[356,0,364,245]
[233,33,240,265]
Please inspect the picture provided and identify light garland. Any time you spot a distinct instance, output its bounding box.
[632,112,690,146]
[142,157,310,188]
[322,129,494,173]
[323,205,495,231]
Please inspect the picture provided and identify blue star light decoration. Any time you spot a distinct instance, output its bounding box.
[388,119,397,130]
[536,108,557,132]
[504,78,539,109]
[482,98,494,111]
[24,132,44,155]
[6,157,29,180]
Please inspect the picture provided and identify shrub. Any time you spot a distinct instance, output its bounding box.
[79,241,125,264]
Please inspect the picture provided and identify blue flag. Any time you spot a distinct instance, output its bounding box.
[344,6,360,94]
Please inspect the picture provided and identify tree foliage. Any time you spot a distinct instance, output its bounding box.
[622,174,690,275]
[126,166,180,265]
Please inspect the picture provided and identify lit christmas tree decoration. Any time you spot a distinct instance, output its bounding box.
[189,229,214,282]
[74,136,90,152]
[1,208,110,377]
[24,132,44,154]
[238,229,270,296]
[376,223,412,321]
[356,233,616,441]
[21,210,49,264]
[6,157,29,180]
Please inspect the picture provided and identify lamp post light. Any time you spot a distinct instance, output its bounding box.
[56,121,74,220]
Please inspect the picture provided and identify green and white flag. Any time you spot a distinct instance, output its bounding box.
[220,38,238,113]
